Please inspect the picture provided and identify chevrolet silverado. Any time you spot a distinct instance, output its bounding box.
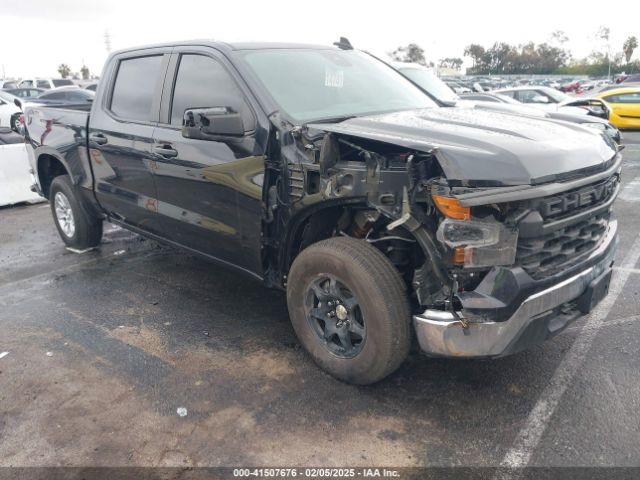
[24,40,620,384]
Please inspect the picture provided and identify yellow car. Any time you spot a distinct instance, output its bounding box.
[596,87,640,129]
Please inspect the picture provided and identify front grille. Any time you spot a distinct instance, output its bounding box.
[516,212,610,279]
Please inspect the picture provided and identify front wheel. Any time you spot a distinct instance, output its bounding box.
[50,175,103,250]
[287,237,411,385]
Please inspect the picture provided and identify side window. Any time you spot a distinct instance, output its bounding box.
[44,91,67,100]
[499,90,516,99]
[22,80,34,87]
[608,93,640,104]
[37,80,50,88]
[110,55,163,122]
[517,90,538,103]
[170,54,254,128]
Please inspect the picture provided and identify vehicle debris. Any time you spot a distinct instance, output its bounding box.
[176,407,188,417]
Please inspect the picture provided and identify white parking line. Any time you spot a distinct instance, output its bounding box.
[618,175,640,202]
[566,313,640,333]
[614,265,640,274]
[500,233,640,469]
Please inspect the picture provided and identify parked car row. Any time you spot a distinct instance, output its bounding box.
[394,63,625,138]
[0,83,96,133]
[435,73,639,130]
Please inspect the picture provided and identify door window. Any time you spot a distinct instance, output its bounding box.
[604,92,640,104]
[169,54,254,128]
[517,90,551,104]
[110,55,164,122]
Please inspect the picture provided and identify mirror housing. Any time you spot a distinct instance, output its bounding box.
[182,107,244,140]
[531,95,549,104]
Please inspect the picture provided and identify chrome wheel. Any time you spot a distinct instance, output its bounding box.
[304,275,366,358]
[54,192,75,238]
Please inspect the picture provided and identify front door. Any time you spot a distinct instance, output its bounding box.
[151,48,265,274]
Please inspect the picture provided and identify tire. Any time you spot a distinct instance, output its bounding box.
[287,237,411,385]
[49,175,103,249]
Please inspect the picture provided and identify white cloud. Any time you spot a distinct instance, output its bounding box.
[2,0,638,78]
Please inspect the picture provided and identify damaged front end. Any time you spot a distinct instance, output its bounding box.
[264,115,620,359]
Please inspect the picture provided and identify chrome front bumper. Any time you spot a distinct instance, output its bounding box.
[413,219,618,358]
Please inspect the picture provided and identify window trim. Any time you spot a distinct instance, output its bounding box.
[158,49,257,133]
[104,51,171,126]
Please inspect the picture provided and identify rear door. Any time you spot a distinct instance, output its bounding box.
[151,46,265,273]
[88,48,171,232]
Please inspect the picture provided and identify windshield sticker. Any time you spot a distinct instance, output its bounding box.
[325,68,344,88]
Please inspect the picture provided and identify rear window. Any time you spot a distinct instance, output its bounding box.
[52,79,73,87]
[42,91,66,100]
[110,55,163,122]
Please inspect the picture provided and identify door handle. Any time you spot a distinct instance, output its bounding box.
[153,144,178,158]
[89,133,107,145]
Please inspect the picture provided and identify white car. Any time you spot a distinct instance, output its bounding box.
[0,127,44,206]
[0,91,22,130]
[493,86,610,119]
[17,78,75,89]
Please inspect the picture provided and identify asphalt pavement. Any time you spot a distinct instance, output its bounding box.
[1,132,639,473]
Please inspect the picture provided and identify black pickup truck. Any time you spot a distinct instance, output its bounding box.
[24,40,620,384]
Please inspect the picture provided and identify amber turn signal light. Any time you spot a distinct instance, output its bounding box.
[453,247,466,264]
[432,195,471,221]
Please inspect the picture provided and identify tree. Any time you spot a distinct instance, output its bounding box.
[463,44,485,69]
[550,30,569,46]
[80,65,90,80]
[389,44,427,66]
[57,64,71,78]
[438,57,463,70]
[623,36,638,63]
[596,25,611,43]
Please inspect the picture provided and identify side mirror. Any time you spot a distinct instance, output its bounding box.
[182,107,244,140]
[14,98,22,109]
[531,95,549,104]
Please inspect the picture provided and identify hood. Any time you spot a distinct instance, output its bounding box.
[308,107,616,186]
[456,99,547,118]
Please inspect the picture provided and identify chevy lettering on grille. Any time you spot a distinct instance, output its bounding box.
[540,176,618,218]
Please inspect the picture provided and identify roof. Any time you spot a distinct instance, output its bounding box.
[42,86,81,91]
[494,85,552,92]
[596,86,640,97]
[110,40,336,57]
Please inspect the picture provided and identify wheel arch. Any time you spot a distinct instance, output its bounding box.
[36,151,71,199]
[280,198,367,279]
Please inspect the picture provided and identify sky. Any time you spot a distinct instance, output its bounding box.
[1,0,639,78]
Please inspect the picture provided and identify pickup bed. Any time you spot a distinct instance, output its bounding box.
[25,40,620,384]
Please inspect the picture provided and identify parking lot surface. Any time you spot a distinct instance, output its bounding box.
[1,133,640,469]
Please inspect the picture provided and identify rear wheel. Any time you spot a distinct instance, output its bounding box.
[50,175,103,249]
[287,237,411,385]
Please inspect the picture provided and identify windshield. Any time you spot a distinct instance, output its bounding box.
[397,67,459,103]
[541,87,569,103]
[494,93,521,104]
[239,49,437,122]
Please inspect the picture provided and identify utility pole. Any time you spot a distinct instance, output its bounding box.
[104,30,112,53]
